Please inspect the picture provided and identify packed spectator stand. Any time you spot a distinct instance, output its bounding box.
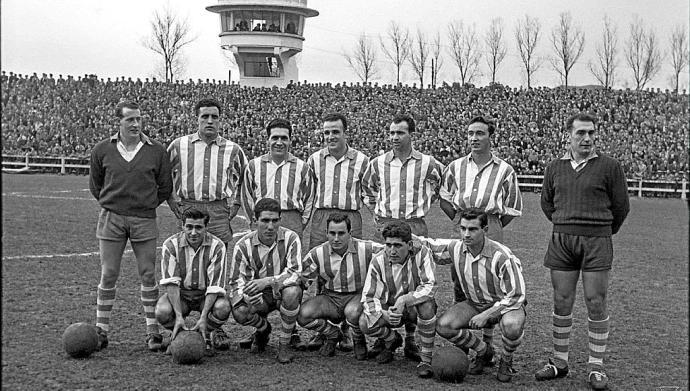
[2,71,687,181]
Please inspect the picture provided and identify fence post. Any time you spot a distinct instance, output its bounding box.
[638,179,643,198]
[60,157,66,175]
[25,153,30,168]
[682,178,687,201]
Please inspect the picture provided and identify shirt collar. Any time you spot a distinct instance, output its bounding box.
[323,146,356,160]
[460,238,496,260]
[467,152,500,166]
[110,132,153,145]
[384,148,422,163]
[191,132,226,146]
[561,148,598,162]
[250,227,286,247]
[261,152,297,163]
[178,231,213,248]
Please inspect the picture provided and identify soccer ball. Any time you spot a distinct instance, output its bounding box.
[431,346,470,383]
[62,322,99,358]
[170,330,206,365]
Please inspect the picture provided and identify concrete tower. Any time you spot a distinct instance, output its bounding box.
[206,0,319,88]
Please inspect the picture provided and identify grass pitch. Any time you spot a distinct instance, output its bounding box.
[2,174,688,390]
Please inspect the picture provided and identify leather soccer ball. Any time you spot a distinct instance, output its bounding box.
[431,345,470,382]
[62,322,99,358]
[170,330,206,365]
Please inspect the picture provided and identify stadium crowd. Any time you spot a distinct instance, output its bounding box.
[2,71,687,181]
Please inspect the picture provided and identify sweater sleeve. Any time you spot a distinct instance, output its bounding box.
[156,145,173,205]
[608,160,630,235]
[89,144,104,200]
[540,162,555,221]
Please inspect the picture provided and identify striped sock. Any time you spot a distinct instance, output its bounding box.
[207,312,226,330]
[588,317,609,369]
[96,285,116,332]
[368,324,393,341]
[405,322,416,339]
[245,313,268,333]
[448,329,485,353]
[279,305,299,344]
[482,326,494,346]
[553,312,573,365]
[347,319,365,342]
[303,319,340,339]
[417,316,436,364]
[501,331,523,361]
[140,284,159,335]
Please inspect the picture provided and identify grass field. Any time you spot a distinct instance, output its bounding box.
[2,173,688,390]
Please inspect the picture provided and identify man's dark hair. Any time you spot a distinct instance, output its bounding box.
[460,207,488,228]
[322,112,348,131]
[391,114,415,133]
[182,208,210,226]
[326,213,352,232]
[115,101,139,118]
[254,198,282,219]
[195,98,222,116]
[469,115,496,136]
[266,118,293,137]
[565,113,597,132]
[381,221,412,243]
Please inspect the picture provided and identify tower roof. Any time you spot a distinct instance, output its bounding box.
[206,0,318,18]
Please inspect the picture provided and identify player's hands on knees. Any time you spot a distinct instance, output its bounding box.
[245,278,269,296]
[246,292,264,307]
[172,317,186,340]
[191,318,209,340]
[469,313,489,329]
[385,309,403,327]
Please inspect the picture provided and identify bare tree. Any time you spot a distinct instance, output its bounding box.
[379,22,411,85]
[669,24,689,92]
[514,14,542,88]
[344,33,379,83]
[447,21,482,85]
[430,30,443,88]
[589,15,619,88]
[142,5,196,82]
[485,18,507,84]
[550,12,585,88]
[408,28,429,88]
[625,15,663,90]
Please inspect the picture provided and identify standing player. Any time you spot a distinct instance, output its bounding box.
[361,113,444,361]
[438,115,523,349]
[89,100,172,351]
[155,209,231,355]
[297,213,384,359]
[359,221,438,378]
[229,198,304,364]
[535,113,630,390]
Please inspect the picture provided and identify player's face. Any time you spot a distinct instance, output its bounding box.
[467,122,491,154]
[323,120,347,151]
[326,221,351,251]
[384,237,411,264]
[388,121,411,152]
[268,127,291,160]
[119,108,142,143]
[197,106,220,140]
[257,210,281,244]
[183,217,207,248]
[459,217,487,250]
[569,120,596,160]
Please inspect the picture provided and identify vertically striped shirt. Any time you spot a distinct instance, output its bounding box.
[422,236,525,313]
[301,238,384,293]
[307,146,370,211]
[228,227,302,305]
[362,150,443,219]
[361,244,437,326]
[243,153,315,224]
[160,231,227,295]
[440,153,522,218]
[168,133,247,204]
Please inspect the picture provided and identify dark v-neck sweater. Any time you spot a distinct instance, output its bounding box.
[540,154,630,236]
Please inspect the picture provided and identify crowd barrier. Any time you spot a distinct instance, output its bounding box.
[2,154,687,200]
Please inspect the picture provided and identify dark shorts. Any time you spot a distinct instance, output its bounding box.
[96,208,158,242]
[161,290,208,316]
[321,289,361,320]
[309,208,363,249]
[544,232,613,272]
[179,200,232,244]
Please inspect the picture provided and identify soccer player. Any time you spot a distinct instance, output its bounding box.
[229,198,304,364]
[359,221,437,378]
[438,115,523,349]
[155,209,231,355]
[297,213,384,359]
[361,113,443,361]
[424,208,526,383]
[89,100,172,351]
[242,118,315,239]
[535,113,630,390]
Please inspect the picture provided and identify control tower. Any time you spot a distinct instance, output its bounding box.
[206,0,319,88]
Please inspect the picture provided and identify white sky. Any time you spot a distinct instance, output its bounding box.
[1,0,688,89]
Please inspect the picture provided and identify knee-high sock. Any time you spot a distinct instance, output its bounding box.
[588,317,609,369]
[96,285,117,332]
[244,313,269,333]
[303,319,340,339]
[501,331,523,361]
[447,329,486,353]
[553,312,573,364]
[417,316,436,364]
[279,305,299,344]
[404,322,416,341]
[140,284,159,335]
[207,310,228,331]
[346,319,365,342]
[482,326,494,346]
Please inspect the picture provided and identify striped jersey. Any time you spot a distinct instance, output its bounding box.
[242,153,315,224]
[362,149,443,219]
[307,146,369,211]
[361,244,437,326]
[228,227,302,305]
[168,133,247,204]
[160,231,227,295]
[440,153,522,217]
[422,236,525,313]
[301,238,384,293]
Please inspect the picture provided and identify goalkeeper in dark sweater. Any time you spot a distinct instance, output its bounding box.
[535,113,630,390]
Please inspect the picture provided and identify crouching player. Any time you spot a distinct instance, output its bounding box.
[229,198,303,364]
[297,213,384,359]
[427,208,526,382]
[155,209,232,355]
[359,221,438,378]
